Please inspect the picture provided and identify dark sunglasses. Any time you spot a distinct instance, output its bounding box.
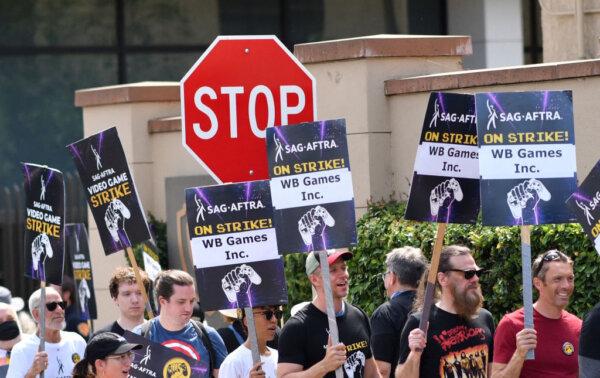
[445,269,485,280]
[533,250,561,277]
[254,309,283,321]
[46,301,67,312]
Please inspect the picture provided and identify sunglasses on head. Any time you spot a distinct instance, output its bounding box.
[254,309,283,321]
[533,250,561,277]
[46,301,67,312]
[445,268,485,280]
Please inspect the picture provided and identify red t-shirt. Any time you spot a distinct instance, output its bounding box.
[493,307,582,378]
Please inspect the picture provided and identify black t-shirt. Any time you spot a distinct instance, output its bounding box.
[398,306,495,378]
[278,302,373,378]
[580,302,600,359]
[93,321,125,338]
[370,290,415,377]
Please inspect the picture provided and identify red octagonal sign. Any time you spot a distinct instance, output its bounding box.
[181,35,316,183]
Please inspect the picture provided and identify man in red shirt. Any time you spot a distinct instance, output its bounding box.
[492,249,582,377]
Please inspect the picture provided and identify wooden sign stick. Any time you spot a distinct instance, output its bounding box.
[126,247,154,319]
[418,222,448,332]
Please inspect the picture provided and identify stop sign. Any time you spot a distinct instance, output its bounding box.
[181,36,316,183]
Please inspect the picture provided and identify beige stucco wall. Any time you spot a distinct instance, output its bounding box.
[541,0,600,61]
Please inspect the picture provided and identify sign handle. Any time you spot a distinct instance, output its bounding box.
[244,307,261,365]
[418,222,447,333]
[520,225,535,360]
[38,281,46,378]
[126,247,154,319]
[317,250,343,378]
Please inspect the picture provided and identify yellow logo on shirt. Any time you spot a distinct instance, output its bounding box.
[72,353,81,363]
[562,342,574,356]
[163,357,191,378]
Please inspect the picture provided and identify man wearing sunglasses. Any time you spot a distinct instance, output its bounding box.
[219,306,282,377]
[396,245,494,378]
[7,286,87,378]
[371,247,428,378]
[492,249,582,378]
[278,249,380,378]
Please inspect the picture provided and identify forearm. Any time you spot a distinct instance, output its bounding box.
[278,361,330,378]
[394,351,420,378]
[364,358,382,378]
[491,353,526,378]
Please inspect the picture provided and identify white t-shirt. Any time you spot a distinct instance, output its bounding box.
[219,344,278,378]
[6,331,86,378]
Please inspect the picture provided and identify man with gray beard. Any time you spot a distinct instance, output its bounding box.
[395,245,495,378]
[7,287,86,378]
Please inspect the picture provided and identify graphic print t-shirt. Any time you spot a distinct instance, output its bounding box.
[146,318,227,377]
[278,302,372,378]
[398,306,495,378]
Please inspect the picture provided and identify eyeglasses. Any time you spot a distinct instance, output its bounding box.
[254,309,283,321]
[444,269,485,280]
[106,351,135,363]
[379,270,392,282]
[45,301,67,312]
[533,250,561,277]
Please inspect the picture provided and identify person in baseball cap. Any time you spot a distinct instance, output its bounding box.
[278,248,379,377]
[305,248,353,275]
[0,286,24,312]
[72,332,142,378]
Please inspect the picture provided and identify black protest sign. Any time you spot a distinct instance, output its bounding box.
[185,180,287,310]
[476,91,577,225]
[65,223,97,320]
[123,331,207,377]
[22,163,65,285]
[67,127,151,254]
[566,160,600,254]
[266,119,356,253]
[405,92,479,224]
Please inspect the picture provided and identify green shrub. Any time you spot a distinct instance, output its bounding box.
[284,200,600,323]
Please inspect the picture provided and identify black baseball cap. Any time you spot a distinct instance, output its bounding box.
[85,332,142,362]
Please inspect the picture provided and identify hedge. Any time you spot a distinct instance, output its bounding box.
[284,200,600,323]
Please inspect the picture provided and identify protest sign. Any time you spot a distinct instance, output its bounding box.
[139,241,162,282]
[67,127,151,254]
[123,331,207,377]
[65,223,97,320]
[185,180,287,310]
[405,92,479,224]
[567,159,600,254]
[22,163,65,285]
[476,90,577,226]
[266,119,356,253]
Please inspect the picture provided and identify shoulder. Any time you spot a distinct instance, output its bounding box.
[11,334,37,354]
[371,301,391,321]
[562,310,583,328]
[61,331,87,346]
[346,302,369,320]
[498,308,523,326]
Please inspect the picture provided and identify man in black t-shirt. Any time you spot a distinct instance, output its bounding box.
[278,249,380,377]
[395,245,495,378]
[94,267,151,337]
[370,247,427,378]
[579,301,600,378]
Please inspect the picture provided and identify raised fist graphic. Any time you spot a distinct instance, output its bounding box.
[507,178,551,220]
[78,279,91,314]
[429,178,464,218]
[344,350,366,377]
[298,206,335,246]
[221,264,262,303]
[104,199,131,243]
[32,233,53,280]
